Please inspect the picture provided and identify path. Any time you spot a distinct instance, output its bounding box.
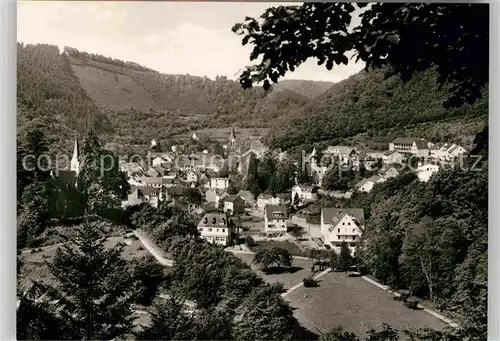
[133,229,174,266]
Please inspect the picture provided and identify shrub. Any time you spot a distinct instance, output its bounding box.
[404,298,419,310]
[303,276,318,288]
[245,235,255,247]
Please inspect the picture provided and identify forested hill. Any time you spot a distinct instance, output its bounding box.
[17,43,487,153]
[265,67,488,151]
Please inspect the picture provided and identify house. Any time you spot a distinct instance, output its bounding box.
[236,190,255,206]
[135,176,163,188]
[161,178,175,188]
[389,138,430,157]
[431,143,468,161]
[197,213,234,246]
[325,145,358,160]
[186,170,199,183]
[291,185,318,203]
[123,186,162,208]
[210,177,230,190]
[264,205,288,236]
[257,193,281,209]
[355,175,385,193]
[146,168,161,177]
[223,195,246,214]
[383,150,405,165]
[380,166,400,180]
[205,188,228,205]
[416,164,440,182]
[321,208,365,254]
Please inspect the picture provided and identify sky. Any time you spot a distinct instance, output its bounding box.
[17,1,364,83]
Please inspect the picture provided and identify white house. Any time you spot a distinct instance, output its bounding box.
[321,208,365,254]
[210,177,230,190]
[324,145,358,163]
[292,184,318,203]
[380,167,400,180]
[197,213,233,246]
[389,138,430,157]
[383,150,405,165]
[264,205,288,236]
[416,164,440,182]
[205,188,228,205]
[186,170,199,183]
[355,175,385,193]
[431,143,467,161]
[257,194,281,209]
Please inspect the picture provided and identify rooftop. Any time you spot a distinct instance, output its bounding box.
[322,208,365,226]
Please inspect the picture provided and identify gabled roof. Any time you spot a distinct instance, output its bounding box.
[355,178,370,188]
[224,194,244,203]
[136,176,163,185]
[367,175,382,183]
[326,145,357,156]
[258,193,274,200]
[322,208,365,226]
[265,205,288,219]
[392,137,428,150]
[236,190,254,199]
[198,213,229,227]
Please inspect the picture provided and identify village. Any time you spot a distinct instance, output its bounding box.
[60,125,470,255]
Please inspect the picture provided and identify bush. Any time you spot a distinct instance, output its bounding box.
[303,276,318,288]
[404,298,419,310]
[245,235,255,247]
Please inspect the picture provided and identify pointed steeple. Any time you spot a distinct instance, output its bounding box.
[70,137,80,175]
[229,124,237,145]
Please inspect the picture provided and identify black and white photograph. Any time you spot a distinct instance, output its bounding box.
[13,2,490,340]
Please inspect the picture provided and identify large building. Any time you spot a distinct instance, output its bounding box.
[197,213,234,246]
[389,138,431,157]
[321,208,365,254]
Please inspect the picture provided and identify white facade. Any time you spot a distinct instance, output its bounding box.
[321,212,363,254]
[292,185,318,202]
[417,164,440,182]
[257,195,281,209]
[210,177,229,190]
[264,205,288,236]
[198,214,232,246]
[383,151,405,165]
[186,171,198,183]
[70,139,80,175]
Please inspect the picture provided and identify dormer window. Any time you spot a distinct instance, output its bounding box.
[203,217,208,224]
[221,218,226,225]
[212,217,217,225]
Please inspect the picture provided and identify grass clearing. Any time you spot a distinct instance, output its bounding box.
[284,272,448,337]
[252,240,308,257]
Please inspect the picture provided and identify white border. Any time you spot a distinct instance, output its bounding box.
[489,2,499,341]
[1,1,17,340]
[3,1,499,341]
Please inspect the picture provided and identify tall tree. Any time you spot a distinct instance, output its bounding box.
[77,130,130,214]
[338,242,353,273]
[245,154,260,196]
[257,154,276,191]
[44,218,136,340]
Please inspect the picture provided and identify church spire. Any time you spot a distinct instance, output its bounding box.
[230,124,236,144]
[70,137,80,175]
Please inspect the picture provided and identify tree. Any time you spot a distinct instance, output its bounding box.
[43,218,136,340]
[257,154,276,191]
[130,255,166,306]
[138,294,197,340]
[319,326,359,341]
[77,130,130,214]
[253,249,276,270]
[233,284,296,341]
[330,251,339,271]
[293,192,300,206]
[245,154,260,192]
[232,3,488,108]
[338,242,353,273]
[184,187,202,205]
[365,324,399,341]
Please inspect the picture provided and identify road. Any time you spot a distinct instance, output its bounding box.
[133,229,174,267]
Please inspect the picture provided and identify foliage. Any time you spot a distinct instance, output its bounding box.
[319,326,359,341]
[303,276,319,288]
[130,255,166,306]
[233,3,488,108]
[30,218,137,340]
[244,235,255,247]
[253,247,293,270]
[337,242,353,272]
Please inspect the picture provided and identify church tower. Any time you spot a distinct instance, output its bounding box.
[229,124,237,147]
[70,138,80,175]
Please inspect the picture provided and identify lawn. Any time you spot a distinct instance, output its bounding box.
[252,240,308,257]
[284,271,448,338]
[20,235,149,288]
[233,252,315,290]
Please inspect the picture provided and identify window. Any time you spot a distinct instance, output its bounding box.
[209,228,212,232]
[217,229,219,232]
[352,235,356,240]
[338,236,340,240]
[352,229,355,233]
[338,228,340,233]
[342,222,345,225]
[198,228,203,232]
[348,222,351,225]
[222,229,225,233]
